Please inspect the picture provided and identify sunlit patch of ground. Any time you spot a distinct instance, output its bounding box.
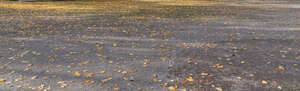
[0,1,140,13]
[0,0,233,18]
[139,0,222,6]
[2,0,295,19]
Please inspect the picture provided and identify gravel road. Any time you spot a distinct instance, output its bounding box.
[1,0,300,91]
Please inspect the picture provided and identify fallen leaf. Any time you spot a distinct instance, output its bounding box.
[277,86,282,89]
[80,61,89,65]
[129,53,134,56]
[97,47,104,50]
[152,74,157,78]
[24,68,30,71]
[19,50,29,58]
[186,76,194,82]
[200,73,208,76]
[278,66,285,71]
[262,80,268,85]
[38,84,45,90]
[57,81,67,88]
[15,75,23,81]
[87,73,95,78]
[168,86,176,91]
[102,77,112,83]
[113,43,117,47]
[108,60,113,64]
[293,64,298,67]
[96,53,102,56]
[216,87,223,91]
[100,70,105,74]
[73,71,81,77]
[82,69,88,72]
[249,74,254,78]
[31,76,38,80]
[160,57,166,62]
[0,79,5,82]
[85,80,92,83]
[114,87,120,90]
[236,77,242,80]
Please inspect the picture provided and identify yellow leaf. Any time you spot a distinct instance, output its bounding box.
[186,76,194,82]
[216,87,223,91]
[0,79,5,82]
[236,77,242,80]
[65,54,70,56]
[113,43,117,47]
[293,64,298,67]
[96,53,102,57]
[280,50,288,53]
[278,66,285,71]
[152,74,157,78]
[57,81,67,88]
[102,77,112,83]
[262,80,268,85]
[200,73,208,76]
[217,65,224,69]
[277,86,282,89]
[249,74,254,78]
[129,53,134,56]
[160,57,166,62]
[215,64,223,69]
[108,60,113,64]
[82,69,88,72]
[73,71,81,77]
[168,86,176,91]
[38,84,45,90]
[114,87,120,90]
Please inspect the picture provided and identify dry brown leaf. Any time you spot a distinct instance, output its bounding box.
[87,73,95,78]
[15,76,23,81]
[98,47,104,50]
[96,53,102,57]
[85,80,92,83]
[200,73,208,76]
[102,77,112,83]
[80,61,89,65]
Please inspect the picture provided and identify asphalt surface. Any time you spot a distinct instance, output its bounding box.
[1,0,300,91]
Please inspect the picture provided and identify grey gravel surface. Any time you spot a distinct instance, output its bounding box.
[1,0,300,91]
